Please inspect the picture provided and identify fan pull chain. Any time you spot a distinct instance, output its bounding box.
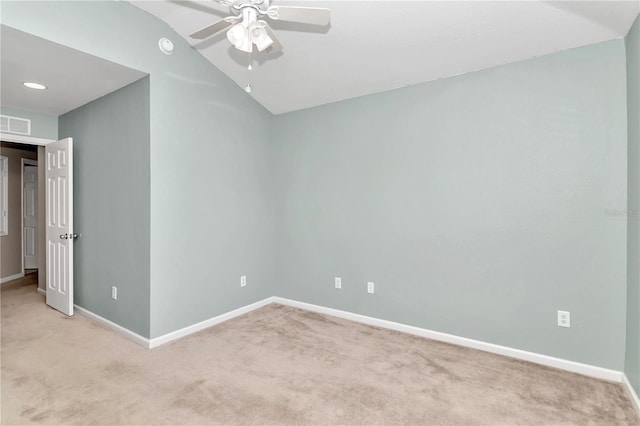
[245,52,253,93]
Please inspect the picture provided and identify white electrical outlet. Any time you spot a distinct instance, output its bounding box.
[240,275,247,287]
[335,277,342,289]
[111,286,118,300]
[557,310,570,328]
[367,282,375,294]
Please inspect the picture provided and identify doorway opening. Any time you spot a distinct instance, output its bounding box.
[0,137,51,293]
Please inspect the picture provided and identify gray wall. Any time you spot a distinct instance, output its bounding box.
[147,30,274,338]
[0,106,58,140]
[626,15,640,394]
[2,1,275,338]
[273,40,628,370]
[59,77,151,337]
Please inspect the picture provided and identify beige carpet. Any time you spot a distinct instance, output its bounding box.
[1,280,638,425]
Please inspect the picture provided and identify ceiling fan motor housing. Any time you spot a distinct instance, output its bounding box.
[231,0,270,13]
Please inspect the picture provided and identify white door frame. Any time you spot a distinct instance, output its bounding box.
[0,133,55,146]
[21,158,38,275]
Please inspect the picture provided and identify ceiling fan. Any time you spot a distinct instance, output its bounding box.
[189,0,331,54]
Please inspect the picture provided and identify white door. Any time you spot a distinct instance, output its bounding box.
[46,138,74,316]
[24,164,38,269]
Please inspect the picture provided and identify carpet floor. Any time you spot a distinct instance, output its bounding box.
[1,280,638,425]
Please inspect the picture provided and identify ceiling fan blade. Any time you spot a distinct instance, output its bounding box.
[267,6,331,26]
[262,22,283,53]
[190,16,239,40]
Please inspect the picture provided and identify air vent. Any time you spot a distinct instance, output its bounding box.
[0,115,31,135]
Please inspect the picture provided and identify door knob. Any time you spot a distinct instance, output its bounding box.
[71,233,78,239]
[59,234,68,240]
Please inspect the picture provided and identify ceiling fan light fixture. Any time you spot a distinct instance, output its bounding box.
[250,22,273,52]
[227,23,252,53]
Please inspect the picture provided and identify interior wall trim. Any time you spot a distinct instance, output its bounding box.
[61,298,275,349]
[148,297,275,348]
[0,132,54,146]
[0,272,25,285]
[66,294,625,385]
[623,374,640,417]
[272,297,624,383]
[38,291,139,341]
[74,304,150,348]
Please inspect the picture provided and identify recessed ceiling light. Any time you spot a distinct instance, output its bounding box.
[158,37,174,55]
[22,82,47,90]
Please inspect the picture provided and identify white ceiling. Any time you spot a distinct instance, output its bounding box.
[131,0,639,115]
[0,25,147,116]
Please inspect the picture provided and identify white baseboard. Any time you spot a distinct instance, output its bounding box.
[1,272,25,285]
[40,292,628,388]
[623,374,640,416]
[36,288,151,348]
[73,305,150,348]
[272,297,623,383]
[52,297,275,349]
[148,297,275,348]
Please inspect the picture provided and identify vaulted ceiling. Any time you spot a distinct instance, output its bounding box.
[131,1,639,115]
